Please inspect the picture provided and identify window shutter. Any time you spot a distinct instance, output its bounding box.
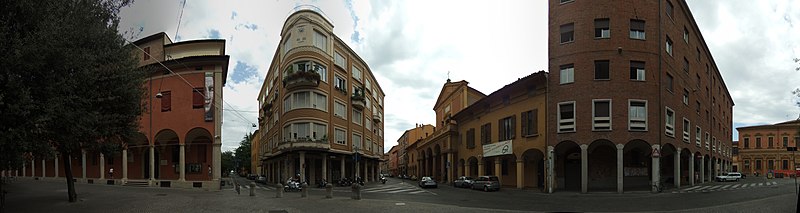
[161,91,171,112]
[511,115,516,139]
[498,119,504,141]
[520,112,528,136]
[631,20,645,31]
[192,88,204,108]
[532,109,539,135]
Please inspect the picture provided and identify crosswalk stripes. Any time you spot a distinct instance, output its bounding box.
[360,184,431,195]
[673,181,782,194]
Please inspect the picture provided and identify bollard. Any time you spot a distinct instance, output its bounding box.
[325,183,333,199]
[351,184,362,200]
[276,183,283,198]
[301,183,309,198]
[250,182,256,196]
[235,182,241,195]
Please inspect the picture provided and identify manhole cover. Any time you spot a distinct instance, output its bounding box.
[155,193,167,196]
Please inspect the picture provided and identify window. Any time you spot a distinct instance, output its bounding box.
[352,66,362,81]
[683,27,689,43]
[695,101,701,113]
[334,101,347,119]
[756,137,762,148]
[352,109,362,125]
[334,75,347,93]
[560,23,574,43]
[560,64,574,84]
[143,47,150,60]
[481,123,492,144]
[287,61,327,83]
[466,128,476,149]
[630,61,645,81]
[353,133,362,150]
[630,20,646,39]
[666,73,674,92]
[768,160,774,170]
[283,35,292,54]
[784,160,789,170]
[498,116,516,141]
[160,91,171,112]
[192,88,204,108]
[683,58,690,74]
[560,0,574,4]
[683,89,689,105]
[695,126,702,147]
[665,107,675,137]
[593,100,611,131]
[743,137,750,148]
[629,100,647,131]
[697,48,701,61]
[594,19,610,38]
[313,123,327,140]
[313,30,327,51]
[666,0,674,19]
[783,136,789,147]
[284,91,327,112]
[334,128,346,145]
[334,52,346,68]
[365,115,372,130]
[768,136,774,148]
[705,132,710,150]
[283,122,327,141]
[666,36,673,56]
[594,60,610,80]
[682,118,690,143]
[755,160,762,170]
[521,109,538,136]
[558,102,576,132]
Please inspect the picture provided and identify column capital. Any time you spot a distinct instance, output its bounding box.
[516,159,523,163]
[616,143,624,150]
[676,149,682,154]
[580,144,589,150]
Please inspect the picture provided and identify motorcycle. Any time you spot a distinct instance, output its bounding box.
[380,176,387,184]
[317,179,328,188]
[355,176,365,186]
[284,179,302,192]
[337,178,352,187]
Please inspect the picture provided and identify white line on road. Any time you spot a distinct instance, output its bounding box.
[685,186,702,190]
[731,184,741,188]
[758,183,764,186]
[720,185,731,189]
[749,183,757,187]
[408,191,426,194]
[383,188,419,194]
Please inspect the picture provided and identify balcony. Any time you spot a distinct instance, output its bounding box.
[372,112,382,123]
[282,67,320,90]
[276,137,331,152]
[262,102,273,116]
[352,87,366,110]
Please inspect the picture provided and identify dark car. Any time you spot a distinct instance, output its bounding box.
[471,176,500,192]
[453,176,474,188]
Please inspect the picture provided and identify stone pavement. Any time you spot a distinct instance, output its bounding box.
[3,178,525,213]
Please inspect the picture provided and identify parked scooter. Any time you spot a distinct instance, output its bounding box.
[355,176,365,186]
[317,179,328,188]
[284,178,302,192]
[380,176,387,184]
[337,177,352,187]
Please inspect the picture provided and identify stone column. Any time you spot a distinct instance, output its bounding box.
[299,151,306,183]
[122,149,128,182]
[31,159,35,177]
[674,149,681,189]
[213,142,221,181]
[494,158,501,183]
[447,153,454,183]
[616,144,624,193]
[478,160,485,176]
[707,157,712,182]
[179,144,185,181]
[22,162,26,177]
[99,153,105,180]
[516,159,524,189]
[81,150,86,179]
[580,144,588,193]
[689,152,695,186]
[322,153,328,182]
[651,145,660,193]
[54,154,59,178]
[40,159,45,177]
[309,157,316,184]
[149,145,155,181]
[340,157,345,179]
[699,155,705,184]
[547,146,555,194]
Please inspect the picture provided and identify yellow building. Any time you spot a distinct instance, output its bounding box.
[254,8,386,184]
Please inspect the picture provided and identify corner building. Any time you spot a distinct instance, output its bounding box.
[256,9,386,185]
[548,0,733,193]
[736,121,800,178]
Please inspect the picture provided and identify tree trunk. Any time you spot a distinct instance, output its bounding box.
[62,153,77,202]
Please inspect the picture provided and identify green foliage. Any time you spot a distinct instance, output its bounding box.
[0,0,142,202]
[234,132,253,173]
[221,151,234,177]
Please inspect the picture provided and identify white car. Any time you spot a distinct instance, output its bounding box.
[715,172,742,182]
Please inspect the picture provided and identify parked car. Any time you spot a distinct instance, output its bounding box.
[256,175,267,184]
[453,176,475,188]
[418,176,438,188]
[247,174,258,180]
[715,172,743,182]
[471,176,501,192]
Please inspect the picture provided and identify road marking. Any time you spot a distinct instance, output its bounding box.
[772,181,777,185]
[731,184,741,188]
[685,186,702,190]
[695,186,712,191]
[749,183,757,187]
[362,186,406,192]
[408,191,426,194]
[383,188,418,194]
[720,185,731,189]
[758,183,763,186]
[395,203,406,206]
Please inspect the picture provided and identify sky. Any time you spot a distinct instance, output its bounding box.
[118,0,800,153]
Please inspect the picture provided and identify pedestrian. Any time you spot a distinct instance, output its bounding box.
[208,165,212,178]
[109,167,114,179]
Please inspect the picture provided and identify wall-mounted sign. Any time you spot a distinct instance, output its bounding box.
[482,140,513,157]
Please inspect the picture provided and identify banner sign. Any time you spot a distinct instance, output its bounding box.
[204,72,214,121]
[483,140,513,157]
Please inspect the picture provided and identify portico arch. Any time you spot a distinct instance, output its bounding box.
[554,140,581,191]
[623,139,651,191]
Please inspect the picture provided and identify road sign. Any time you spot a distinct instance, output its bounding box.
[651,148,661,158]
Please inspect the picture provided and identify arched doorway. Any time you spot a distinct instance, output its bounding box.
[434,144,441,181]
[468,156,478,177]
[588,139,616,192]
[680,148,691,186]
[186,127,213,181]
[660,143,677,189]
[521,148,545,189]
[458,158,466,176]
[623,139,651,191]
[554,141,581,191]
[152,129,179,179]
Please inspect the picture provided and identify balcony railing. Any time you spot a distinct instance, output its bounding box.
[352,86,366,110]
[276,137,331,151]
[372,112,382,123]
[282,67,321,90]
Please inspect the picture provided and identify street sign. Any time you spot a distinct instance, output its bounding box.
[651,148,661,158]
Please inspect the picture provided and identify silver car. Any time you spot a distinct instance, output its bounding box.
[453,176,474,188]
[471,176,500,191]
[418,176,438,188]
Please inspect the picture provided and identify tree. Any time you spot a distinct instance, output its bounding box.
[0,0,145,203]
[234,132,253,174]
[221,151,234,177]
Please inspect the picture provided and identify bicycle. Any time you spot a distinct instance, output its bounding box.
[652,181,663,193]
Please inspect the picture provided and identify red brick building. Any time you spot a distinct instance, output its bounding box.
[547,0,733,193]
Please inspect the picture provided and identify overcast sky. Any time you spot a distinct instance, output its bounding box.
[119,0,800,152]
